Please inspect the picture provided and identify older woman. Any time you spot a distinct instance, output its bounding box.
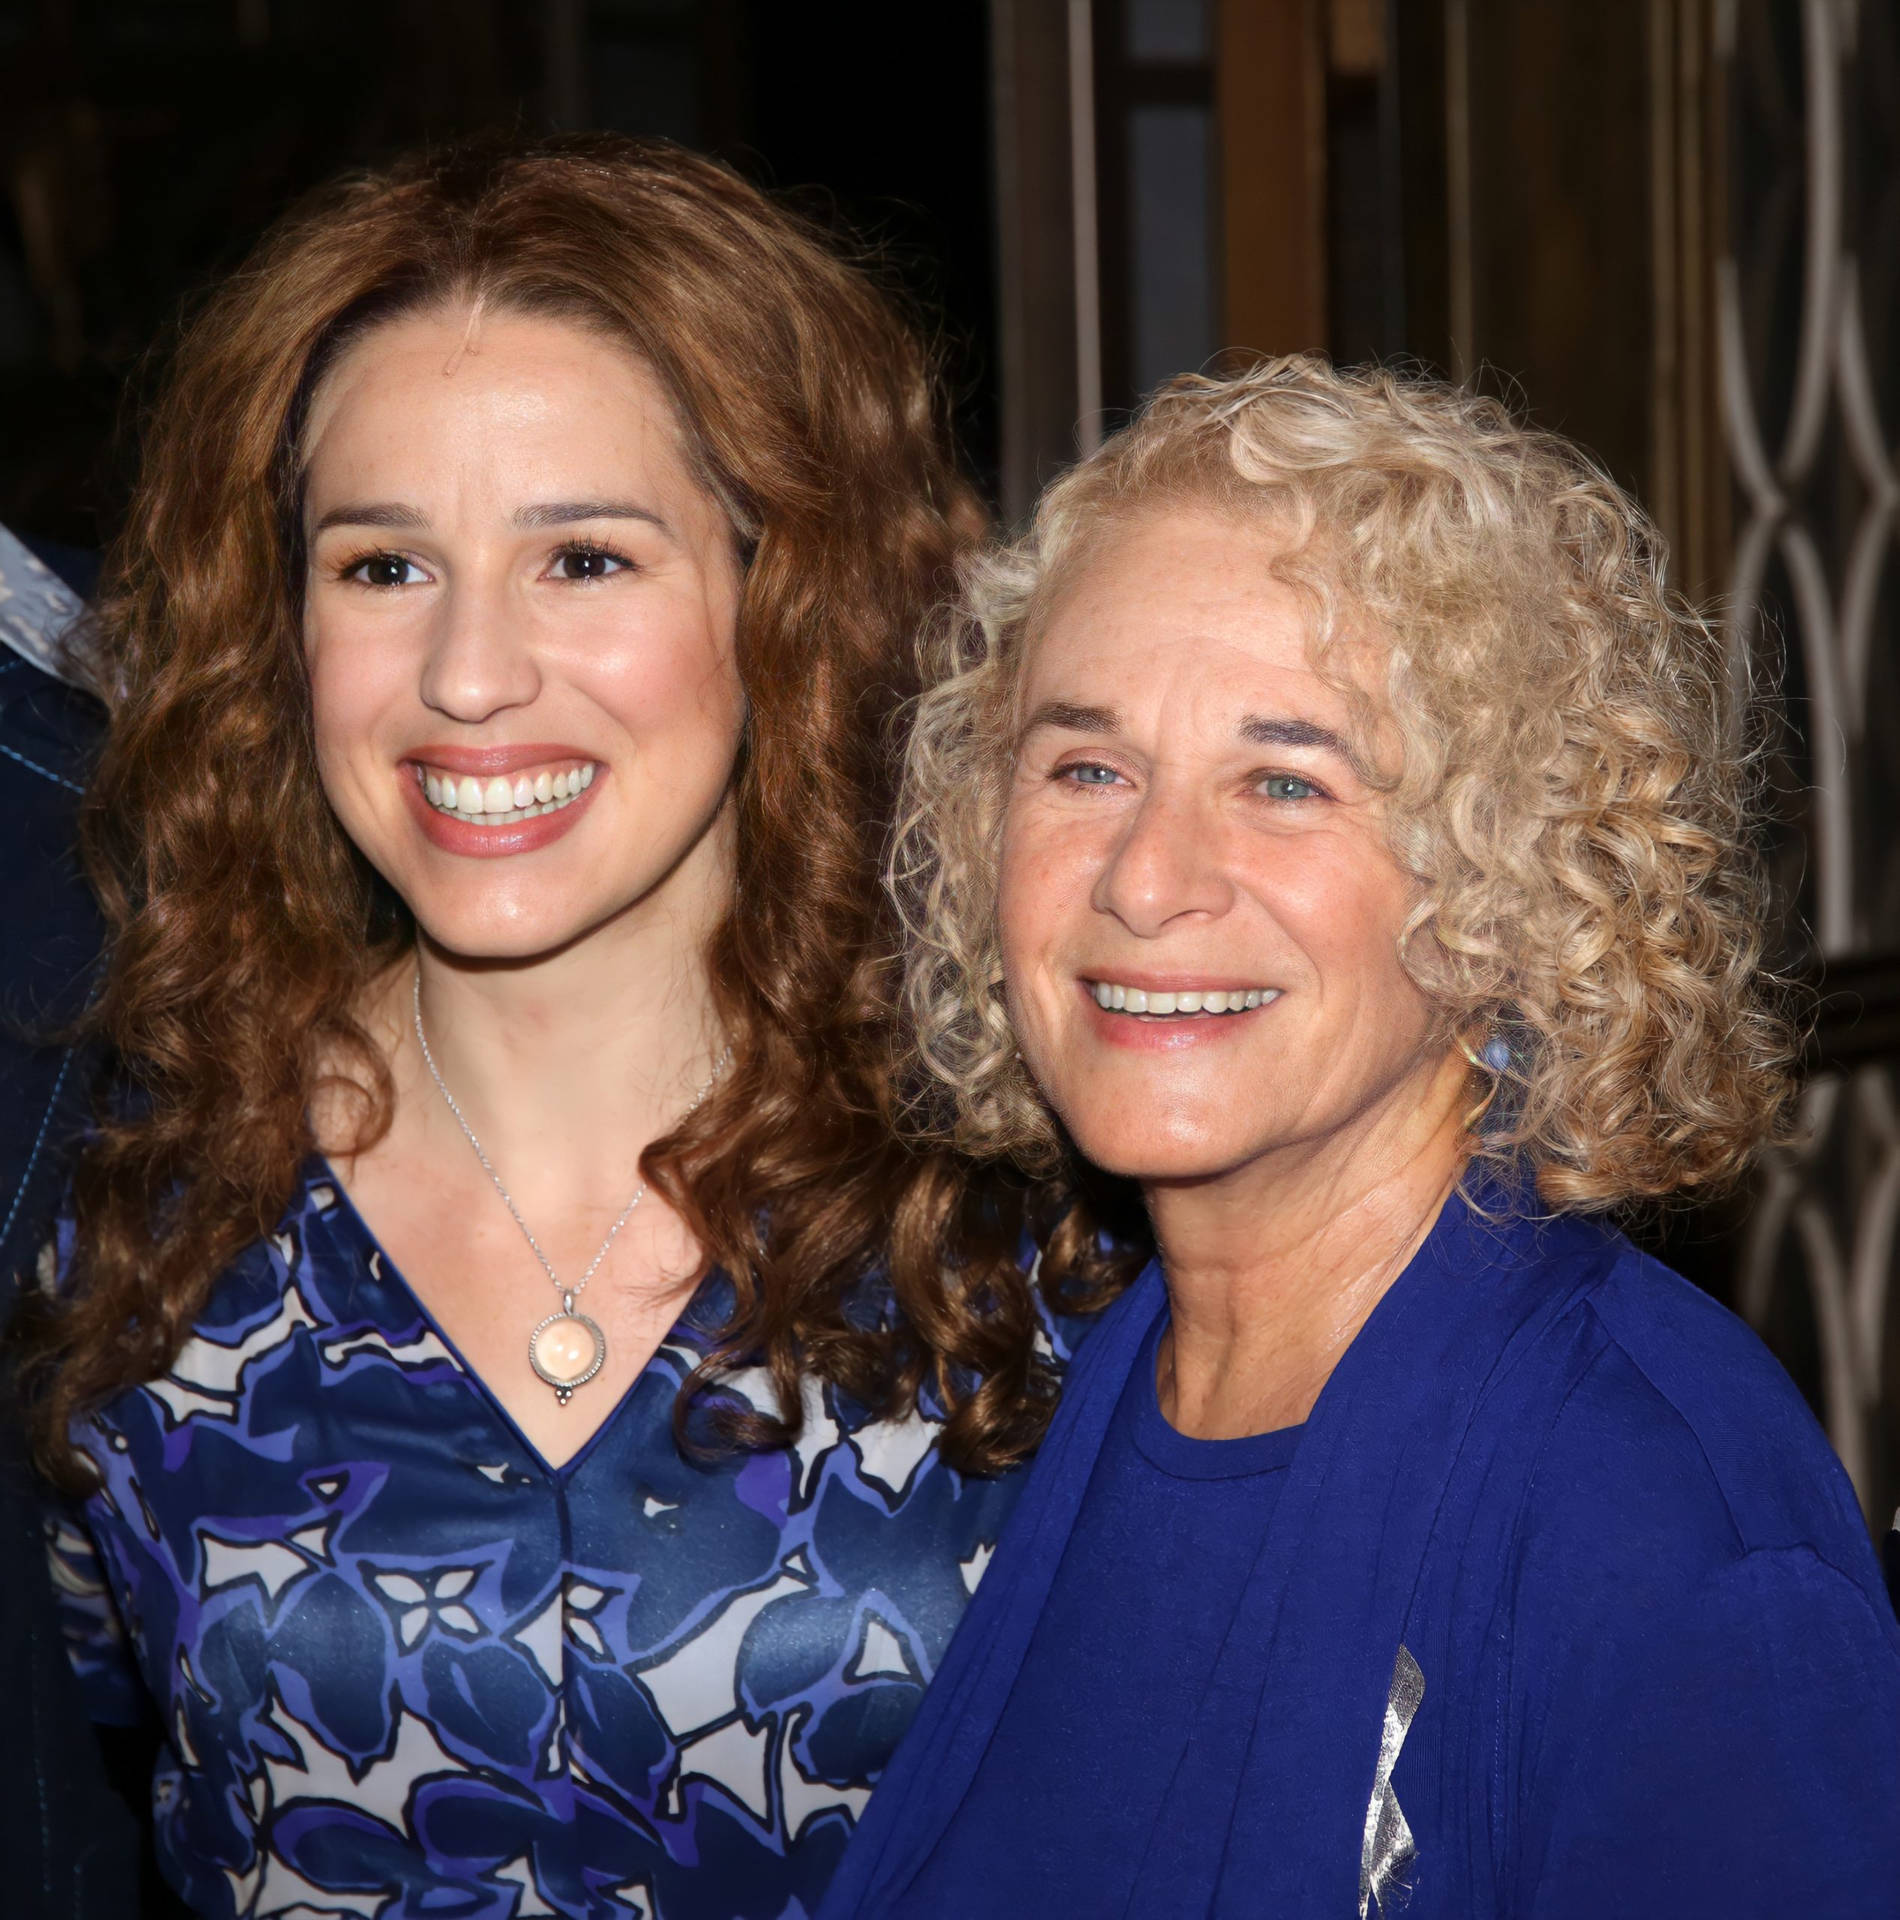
[822,361,1900,1918]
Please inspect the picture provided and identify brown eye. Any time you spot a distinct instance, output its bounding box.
[555,546,627,581]
[345,553,421,589]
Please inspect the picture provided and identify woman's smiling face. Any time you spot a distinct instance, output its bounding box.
[301,304,747,962]
[997,506,1442,1187]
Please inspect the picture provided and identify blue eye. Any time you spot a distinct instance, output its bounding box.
[1260,773,1320,801]
[1061,762,1122,787]
[344,552,424,589]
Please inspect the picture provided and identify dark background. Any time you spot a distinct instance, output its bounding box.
[0,0,1002,549]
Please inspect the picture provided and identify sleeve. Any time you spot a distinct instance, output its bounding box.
[42,1502,148,1727]
[1518,1545,1900,1920]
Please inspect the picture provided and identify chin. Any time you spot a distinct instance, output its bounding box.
[407,892,604,964]
[1061,1110,1262,1185]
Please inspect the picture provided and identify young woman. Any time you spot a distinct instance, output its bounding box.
[823,359,1900,1918]
[22,137,1095,1920]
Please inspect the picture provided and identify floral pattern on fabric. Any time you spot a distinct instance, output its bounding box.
[49,1163,1073,1920]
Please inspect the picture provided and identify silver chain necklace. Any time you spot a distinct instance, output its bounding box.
[412,967,730,1406]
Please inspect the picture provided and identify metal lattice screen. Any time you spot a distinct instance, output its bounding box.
[1722,0,1900,1520]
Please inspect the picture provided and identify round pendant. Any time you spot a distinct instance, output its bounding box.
[529,1308,607,1406]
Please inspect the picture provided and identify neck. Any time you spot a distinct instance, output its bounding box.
[1149,1047,1472,1439]
[359,873,729,1224]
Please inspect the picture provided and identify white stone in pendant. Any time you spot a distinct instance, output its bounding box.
[538,1319,595,1377]
[529,1306,607,1405]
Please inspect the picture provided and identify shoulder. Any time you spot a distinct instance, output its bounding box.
[1553,1235,1870,1561]
[65,1166,375,1440]
[0,594,107,1299]
[0,590,102,899]
[1465,1227,1900,1905]
[0,655,101,793]
[1484,1220,1892,1658]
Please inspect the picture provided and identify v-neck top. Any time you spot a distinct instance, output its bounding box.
[48,1162,1080,1920]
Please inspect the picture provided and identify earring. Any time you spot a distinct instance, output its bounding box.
[1456,1030,1506,1132]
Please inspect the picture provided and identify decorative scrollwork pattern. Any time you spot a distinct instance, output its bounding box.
[1721,0,1900,1519]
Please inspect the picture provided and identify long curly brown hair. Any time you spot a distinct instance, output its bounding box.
[20,134,1120,1486]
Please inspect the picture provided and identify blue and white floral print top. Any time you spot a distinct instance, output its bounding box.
[48,1163,1075,1920]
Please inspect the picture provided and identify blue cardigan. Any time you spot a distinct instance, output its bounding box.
[820,1187,1900,1918]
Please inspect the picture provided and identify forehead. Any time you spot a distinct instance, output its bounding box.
[300,303,694,494]
[1024,506,1373,729]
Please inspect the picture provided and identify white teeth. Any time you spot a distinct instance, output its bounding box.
[1090,980,1274,1017]
[419,763,597,825]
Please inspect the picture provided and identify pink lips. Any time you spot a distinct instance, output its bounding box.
[401,752,602,859]
[1075,975,1277,1054]
[405,742,593,776]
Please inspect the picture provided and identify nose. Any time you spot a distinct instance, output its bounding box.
[1091,785,1236,936]
[417,575,543,724]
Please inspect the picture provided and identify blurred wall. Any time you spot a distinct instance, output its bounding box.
[0,0,1000,547]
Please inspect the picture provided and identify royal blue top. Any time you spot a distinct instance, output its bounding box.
[904,1311,1300,1911]
[48,1162,1077,1920]
[821,1184,1900,1920]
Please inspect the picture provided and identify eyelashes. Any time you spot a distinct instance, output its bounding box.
[1053,760,1124,788]
[1258,773,1326,802]
[548,539,635,581]
[1048,758,1333,804]
[334,549,424,589]
[327,539,639,589]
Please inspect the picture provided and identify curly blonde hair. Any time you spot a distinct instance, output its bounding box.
[893,356,1797,1210]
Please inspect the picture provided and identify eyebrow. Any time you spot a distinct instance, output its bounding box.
[1018,700,1119,741]
[1241,713,1374,779]
[1020,701,1372,777]
[1241,714,1350,755]
[513,500,675,537]
[311,501,429,534]
[309,499,676,537]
